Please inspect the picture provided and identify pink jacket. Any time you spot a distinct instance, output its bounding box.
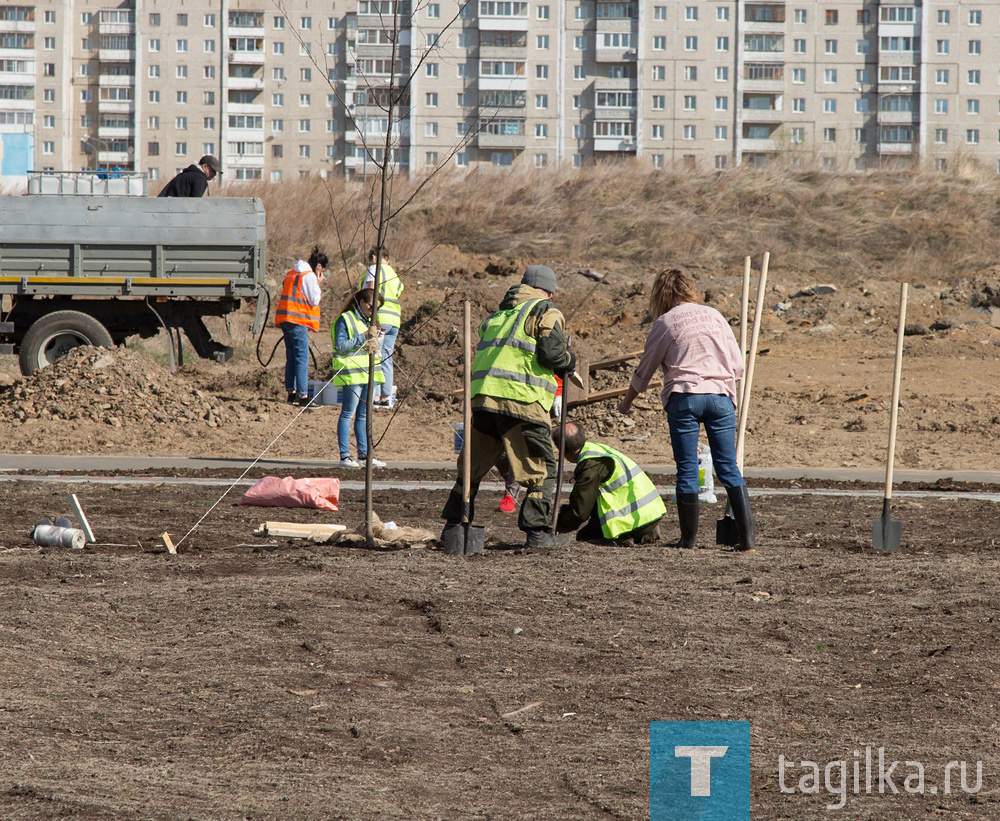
[630,302,744,407]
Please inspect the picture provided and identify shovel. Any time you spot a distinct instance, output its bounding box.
[872,283,907,550]
[443,301,484,555]
[718,253,767,545]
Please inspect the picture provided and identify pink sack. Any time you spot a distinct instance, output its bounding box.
[240,476,340,511]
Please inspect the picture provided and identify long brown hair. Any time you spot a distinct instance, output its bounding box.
[338,287,381,318]
[648,268,701,318]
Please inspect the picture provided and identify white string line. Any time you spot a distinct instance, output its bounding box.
[172,364,348,550]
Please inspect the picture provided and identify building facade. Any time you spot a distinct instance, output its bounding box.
[0,0,997,188]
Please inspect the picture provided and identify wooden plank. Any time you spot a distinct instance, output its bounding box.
[588,350,645,372]
[160,532,176,554]
[69,493,96,543]
[568,380,662,408]
[255,521,348,538]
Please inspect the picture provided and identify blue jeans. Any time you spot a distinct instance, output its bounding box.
[281,322,310,394]
[666,393,745,495]
[338,383,369,459]
[378,325,398,399]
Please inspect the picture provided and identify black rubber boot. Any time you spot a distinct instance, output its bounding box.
[524,529,572,548]
[726,484,756,551]
[675,493,700,548]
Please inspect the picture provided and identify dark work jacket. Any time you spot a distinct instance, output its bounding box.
[158,165,209,197]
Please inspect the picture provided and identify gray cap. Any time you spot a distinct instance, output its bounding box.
[199,154,222,175]
[521,264,557,294]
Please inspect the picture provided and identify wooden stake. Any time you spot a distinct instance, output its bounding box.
[735,252,770,470]
[69,493,96,544]
[160,532,176,554]
[462,300,472,525]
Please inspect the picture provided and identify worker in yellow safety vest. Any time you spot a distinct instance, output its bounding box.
[441,265,576,549]
[552,422,666,545]
[362,246,404,406]
[331,287,385,468]
[275,247,326,407]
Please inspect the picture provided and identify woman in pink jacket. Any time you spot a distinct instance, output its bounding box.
[618,269,754,550]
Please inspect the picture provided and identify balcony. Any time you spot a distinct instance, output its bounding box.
[741,107,783,122]
[0,96,33,110]
[97,126,132,139]
[877,109,917,124]
[593,137,635,152]
[479,45,527,59]
[479,15,529,31]
[97,99,134,114]
[595,46,636,63]
[878,142,914,154]
[595,16,636,32]
[98,48,135,62]
[741,137,778,152]
[225,25,265,39]
[0,20,35,33]
[0,70,34,85]
[98,21,135,36]
[594,106,637,121]
[355,43,398,58]
[479,75,526,91]
[97,150,131,164]
[228,50,265,65]
[227,102,265,116]
[227,76,264,91]
[98,74,134,87]
[477,131,525,149]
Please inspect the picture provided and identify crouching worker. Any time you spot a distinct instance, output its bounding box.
[553,422,666,545]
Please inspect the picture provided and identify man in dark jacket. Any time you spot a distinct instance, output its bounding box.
[157,155,221,197]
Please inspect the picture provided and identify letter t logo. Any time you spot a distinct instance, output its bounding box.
[674,746,729,796]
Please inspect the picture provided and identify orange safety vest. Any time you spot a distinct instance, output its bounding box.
[274,267,320,332]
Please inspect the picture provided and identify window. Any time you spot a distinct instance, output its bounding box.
[967,129,980,145]
[297,118,310,132]
[425,122,438,137]
[823,98,836,113]
[300,16,312,29]
[655,6,667,20]
[968,99,980,115]
[175,142,187,155]
[651,155,664,169]
[573,124,585,139]
[684,36,697,51]
[574,5,587,20]
[46,89,58,102]
[683,125,696,140]
[715,125,728,140]
[175,65,188,79]
[272,144,283,158]
[716,66,729,81]
[273,15,285,29]
[176,39,188,52]
[299,145,311,158]
[825,9,838,24]
[855,98,869,113]
[537,5,550,19]
[935,99,948,114]
[684,66,697,81]
[81,37,92,50]
[491,152,514,166]
[791,127,804,143]
[823,128,836,142]
[426,33,439,47]
[273,93,284,106]
[855,128,866,143]
[573,35,585,51]
[716,36,729,51]
[856,40,868,55]
[176,90,188,104]
[536,35,549,49]
[857,9,870,23]
[574,65,585,80]
[205,13,216,26]
[426,92,438,106]
[204,39,216,52]
[935,128,947,144]
[175,116,188,130]
[794,39,806,54]
[969,70,981,85]
[792,68,805,84]
[651,125,664,139]
[653,36,666,51]
[42,114,54,128]
[44,10,54,23]
[793,97,805,113]
[824,68,837,83]
[825,39,837,54]
[936,40,949,55]
[536,65,549,80]
[652,95,665,110]
[969,40,981,56]
[148,141,160,156]
[936,69,949,84]
[685,6,698,20]
[205,117,216,130]
[652,66,665,81]
[937,10,950,23]
[43,37,55,50]
[204,65,216,79]
[148,116,160,128]
[683,95,696,110]
[273,42,284,55]
[534,123,547,138]
[427,4,440,17]
[969,10,982,25]
[535,94,548,109]
[299,93,311,106]
[148,90,160,103]
[717,7,729,21]
[794,9,806,23]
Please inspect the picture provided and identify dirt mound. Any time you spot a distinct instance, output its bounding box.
[0,347,255,430]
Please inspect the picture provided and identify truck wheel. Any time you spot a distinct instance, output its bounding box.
[19,311,114,376]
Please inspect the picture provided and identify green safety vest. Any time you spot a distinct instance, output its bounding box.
[330,309,384,387]
[470,298,558,410]
[578,441,667,538]
[366,262,403,328]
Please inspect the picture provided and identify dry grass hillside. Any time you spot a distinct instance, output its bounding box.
[239,163,1000,286]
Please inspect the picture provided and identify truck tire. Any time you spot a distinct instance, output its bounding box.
[19,311,114,376]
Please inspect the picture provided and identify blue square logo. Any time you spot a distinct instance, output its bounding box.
[650,721,751,821]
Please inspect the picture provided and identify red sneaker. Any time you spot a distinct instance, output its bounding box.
[498,493,516,513]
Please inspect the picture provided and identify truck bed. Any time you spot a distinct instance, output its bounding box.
[0,196,265,299]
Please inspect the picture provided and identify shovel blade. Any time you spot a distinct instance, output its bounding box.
[872,515,902,551]
[716,514,740,546]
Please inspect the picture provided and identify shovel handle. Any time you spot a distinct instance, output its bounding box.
[735,251,769,469]
[462,301,472,522]
[884,283,907,501]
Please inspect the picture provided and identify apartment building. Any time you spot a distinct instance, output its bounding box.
[0,0,998,189]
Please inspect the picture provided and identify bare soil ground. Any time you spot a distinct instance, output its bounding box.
[1,251,999,819]
[0,478,998,820]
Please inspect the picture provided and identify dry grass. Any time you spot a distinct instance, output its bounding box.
[228,162,1000,285]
